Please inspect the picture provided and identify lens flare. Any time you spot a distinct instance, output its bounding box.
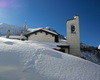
[0,0,19,8]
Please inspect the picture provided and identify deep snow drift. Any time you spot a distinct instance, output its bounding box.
[0,38,100,80]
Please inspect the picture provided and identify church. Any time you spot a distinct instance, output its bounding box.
[6,15,81,57]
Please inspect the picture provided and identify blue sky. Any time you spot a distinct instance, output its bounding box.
[0,0,100,47]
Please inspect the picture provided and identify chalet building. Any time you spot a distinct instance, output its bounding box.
[25,28,59,42]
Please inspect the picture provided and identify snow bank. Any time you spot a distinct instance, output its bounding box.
[0,38,100,80]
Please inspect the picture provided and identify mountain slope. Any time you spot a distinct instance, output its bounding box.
[0,23,24,35]
[0,38,100,80]
[80,43,100,64]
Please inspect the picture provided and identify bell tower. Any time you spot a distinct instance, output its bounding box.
[67,15,80,57]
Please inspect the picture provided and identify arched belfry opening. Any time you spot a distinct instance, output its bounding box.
[71,25,76,33]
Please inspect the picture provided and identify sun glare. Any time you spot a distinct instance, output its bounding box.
[0,0,20,8]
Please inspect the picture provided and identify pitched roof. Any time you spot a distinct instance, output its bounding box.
[26,28,58,35]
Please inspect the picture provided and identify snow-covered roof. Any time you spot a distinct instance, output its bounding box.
[27,27,58,35]
[28,28,42,32]
[9,36,20,39]
[1,35,27,39]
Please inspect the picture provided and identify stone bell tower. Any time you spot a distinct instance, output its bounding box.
[67,15,80,57]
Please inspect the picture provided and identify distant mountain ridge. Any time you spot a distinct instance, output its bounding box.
[80,42,100,65]
[0,23,24,36]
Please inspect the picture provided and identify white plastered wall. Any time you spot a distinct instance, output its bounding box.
[67,16,80,57]
[28,32,55,42]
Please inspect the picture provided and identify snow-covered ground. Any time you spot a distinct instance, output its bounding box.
[0,37,100,80]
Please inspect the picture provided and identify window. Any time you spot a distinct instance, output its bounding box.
[71,25,76,33]
[46,32,48,35]
[35,32,37,35]
[52,35,54,37]
[40,31,42,33]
